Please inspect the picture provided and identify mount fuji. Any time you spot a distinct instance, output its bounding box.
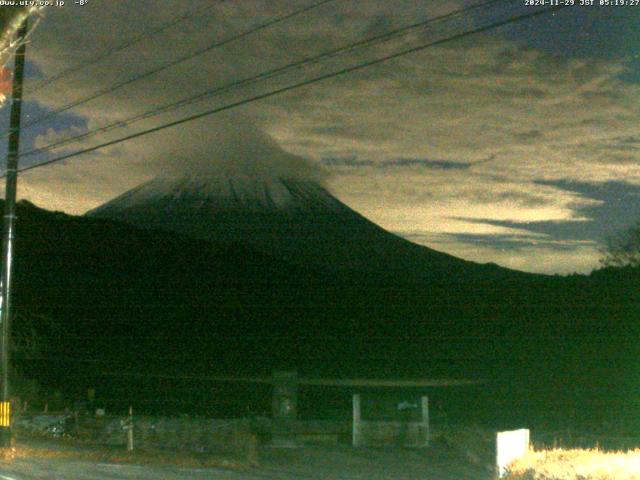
[8,173,633,423]
[87,172,515,280]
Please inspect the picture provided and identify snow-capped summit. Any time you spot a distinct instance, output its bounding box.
[87,172,481,278]
[90,173,346,214]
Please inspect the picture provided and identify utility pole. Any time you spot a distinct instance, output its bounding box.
[0,18,28,449]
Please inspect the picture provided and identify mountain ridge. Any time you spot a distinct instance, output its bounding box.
[87,173,538,281]
[2,198,638,425]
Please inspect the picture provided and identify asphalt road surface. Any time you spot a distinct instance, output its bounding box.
[0,459,255,480]
[0,445,492,479]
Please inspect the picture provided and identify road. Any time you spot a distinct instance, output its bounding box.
[0,445,493,479]
[0,458,259,479]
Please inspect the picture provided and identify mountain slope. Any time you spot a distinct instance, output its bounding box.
[3,200,638,426]
[87,173,524,280]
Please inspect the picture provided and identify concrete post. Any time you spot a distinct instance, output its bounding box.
[271,371,298,447]
[126,406,134,451]
[352,394,361,447]
[272,371,298,420]
[421,396,429,446]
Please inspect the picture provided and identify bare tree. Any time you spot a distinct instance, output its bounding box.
[600,222,640,268]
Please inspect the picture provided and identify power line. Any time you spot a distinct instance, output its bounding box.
[16,333,514,339]
[9,0,337,136]
[95,371,483,387]
[13,4,565,176]
[26,1,213,95]
[15,345,597,364]
[21,0,506,159]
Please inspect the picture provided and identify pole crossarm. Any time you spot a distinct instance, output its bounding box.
[97,371,484,387]
[298,378,484,387]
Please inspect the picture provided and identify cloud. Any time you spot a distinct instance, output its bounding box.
[321,157,476,169]
[407,231,600,275]
[15,111,326,215]
[7,1,639,274]
[148,114,326,182]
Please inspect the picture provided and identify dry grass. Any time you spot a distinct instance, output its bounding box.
[0,434,259,470]
[504,448,640,480]
[10,445,250,469]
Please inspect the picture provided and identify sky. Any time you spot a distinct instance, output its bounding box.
[0,0,638,275]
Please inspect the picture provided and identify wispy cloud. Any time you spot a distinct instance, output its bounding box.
[5,1,639,274]
[321,157,476,169]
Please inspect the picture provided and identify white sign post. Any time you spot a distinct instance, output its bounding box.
[496,428,529,478]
